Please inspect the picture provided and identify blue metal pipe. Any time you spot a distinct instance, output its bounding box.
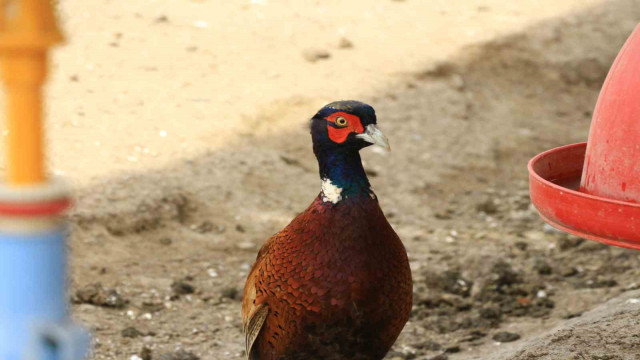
[0,183,89,360]
[0,224,67,360]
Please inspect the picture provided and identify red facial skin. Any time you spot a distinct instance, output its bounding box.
[325,112,365,144]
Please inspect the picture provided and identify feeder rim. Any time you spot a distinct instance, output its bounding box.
[528,142,640,209]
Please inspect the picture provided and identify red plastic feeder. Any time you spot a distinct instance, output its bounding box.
[529,25,640,250]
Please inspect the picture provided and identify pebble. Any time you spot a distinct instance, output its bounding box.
[74,283,126,308]
[492,331,521,343]
[207,268,219,277]
[193,20,209,28]
[220,287,239,300]
[122,327,143,338]
[237,241,256,250]
[171,280,196,296]
[192,221,214,233]
[444,345,460,353]
[338,37,354,49]
[155,15,169,23]
[302,48,331,62]
[524,230,545,241]
[430,355,449,360]
[155,350,200,360]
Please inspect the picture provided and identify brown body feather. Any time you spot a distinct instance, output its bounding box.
[242,195,413,360]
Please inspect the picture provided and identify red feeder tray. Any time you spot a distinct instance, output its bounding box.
[528,25,640,250]
[529,142,640,249]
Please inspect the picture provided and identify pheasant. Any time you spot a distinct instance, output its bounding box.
[242,101,413,360]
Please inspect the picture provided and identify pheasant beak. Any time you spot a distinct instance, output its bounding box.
[357,124,390,151]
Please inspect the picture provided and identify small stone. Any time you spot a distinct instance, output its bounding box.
[235,224,246,233]
[533,259,552,275]
[425,270,473,297]
[491,261,522,286]
[122,327,143,338]
[492,331,521,343]
[444,345,460,353]
[74,283,126,308]
[430,355,448,360]
[237,242,256,250]
[155,15,169,23]
[523,231,545,241]
[557,235,585,251]
[171,280,195,296]
[221,287,239,300]
[476,199,498,214]
[141,347,153,360]
[561,266,578,277]
[155,350,200,360]
[563,311,583,319]
[302,48,331,62]
[192,221,214,233]
[413,340,441,351]
[514,241,528,251]
[141,302,165,313]
[338,37,354,49]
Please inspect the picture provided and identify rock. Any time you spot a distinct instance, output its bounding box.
[523,231,545,241]
[140,347,152,360]
[557,235,585,251]
[533,259,552,275]
[171,280,195,296]
[574,278,618,289]
[514,241,528,251]
[430,355,448,360]
[461,330,487,342]
[159,237,173,245]
[141,302,165,313]
[302,48,331,62]
[493,331,521,343]
[192,221,214,233]
[237,241,256,250]
[476,199,498,214]
[444,345,460,353]
[498,290,640,359]
[560,266,578,277]
[155,350,200,360]
[425,270,473,297]
[479,306,502,320]
[122,327,143,338]
[491,261,522,287]
[221,287,239,300]
[74,283,126,308]
[338,37,354,49]
[155,15,169,23]
[413,340,441,351]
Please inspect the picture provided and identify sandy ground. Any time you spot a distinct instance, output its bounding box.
[3,0,640,359]
[1,0,605,184]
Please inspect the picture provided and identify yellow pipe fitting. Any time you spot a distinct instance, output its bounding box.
[0,0,63,185]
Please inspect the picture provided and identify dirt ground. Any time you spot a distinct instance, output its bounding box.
[8,0,640,359]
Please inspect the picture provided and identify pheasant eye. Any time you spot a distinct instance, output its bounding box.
[335,116,348,127]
